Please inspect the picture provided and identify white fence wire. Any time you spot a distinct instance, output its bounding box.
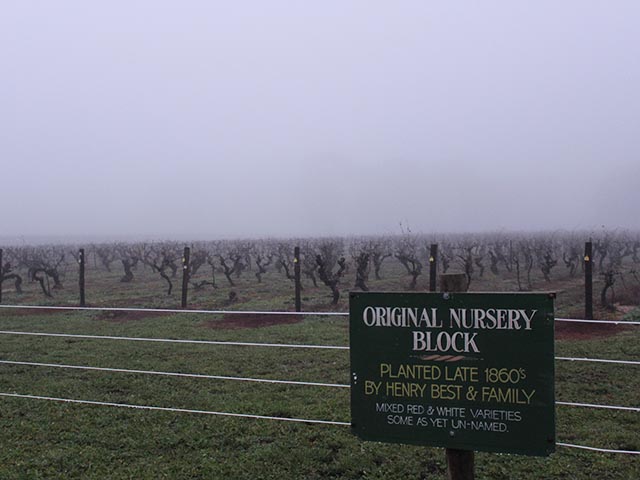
[0,330,636,365]
[0,359,350,388]
[1,303,638,456]
[0,392,351,426]
[1,359,638,413]
[1,304,639,325]
[0,392,636,455]
[0,330,349,350]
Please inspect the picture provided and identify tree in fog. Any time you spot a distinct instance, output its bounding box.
[453,239,485,288]
[253,243,274,283]
[368,238,392,280]
[116,244,142,283]
[188,243,219,291]
[533,236,558,282]
[300,242,319,288]
[349,239,371,291]
[394,230,422,290]
[140,243,180,295]
[512,239,534,291]
[0,249,23,294]
[561,236,582,277]
[216,242,250,286]
[275,242,297,284]
[94,244,117,272]
[315,240,347,304]
[17,246,67,297]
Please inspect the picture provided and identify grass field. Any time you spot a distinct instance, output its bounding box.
[0,257,638,479]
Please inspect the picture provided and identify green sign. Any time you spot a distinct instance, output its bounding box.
[349,292,555,456]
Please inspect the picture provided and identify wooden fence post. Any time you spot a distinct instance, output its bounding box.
[294,246,301,312]
[584,241,593,320]
[78,248,86,307]
[440,272,474,480]
[181,246,191,308]
[429,244,438,292]
[0,248,3,304]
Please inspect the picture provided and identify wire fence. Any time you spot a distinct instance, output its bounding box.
[0,303,638,456]
[0,392,352,426]
[0,330,636,365]
[0,359,637,413]
[0,392,637,456]
[1,304,639,325]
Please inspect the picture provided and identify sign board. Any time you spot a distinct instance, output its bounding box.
[349,292,555,456]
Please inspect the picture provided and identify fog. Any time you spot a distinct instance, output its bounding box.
[2,1,639,241]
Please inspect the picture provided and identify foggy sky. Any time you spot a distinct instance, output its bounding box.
[2,1,639,240]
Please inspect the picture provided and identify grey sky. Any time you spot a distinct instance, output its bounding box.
[2,1,639,239]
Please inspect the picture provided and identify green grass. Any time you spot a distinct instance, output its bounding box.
[0,309,638,479]
[0,260,639,479]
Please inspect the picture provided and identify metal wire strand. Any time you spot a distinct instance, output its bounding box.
[1,360,637,412]
[555,401,640,412]
[0,304,346,317]
[0,331,637,366]
[0,392,350,425]
[0,330,348,350]
[0,305,638,325]
[555,356,640,366]
[556,442,640,455]
[0,392,637,455]
[0,359,350,388]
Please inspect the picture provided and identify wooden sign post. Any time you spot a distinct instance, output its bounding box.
[584,241,593,320]
[181,247,191,308]
[429,244,438,293]
[441,273,473,480]
[294,246,301,312]
[78,248,86,307]
[0,248,3,304]
[349,285,556,474]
